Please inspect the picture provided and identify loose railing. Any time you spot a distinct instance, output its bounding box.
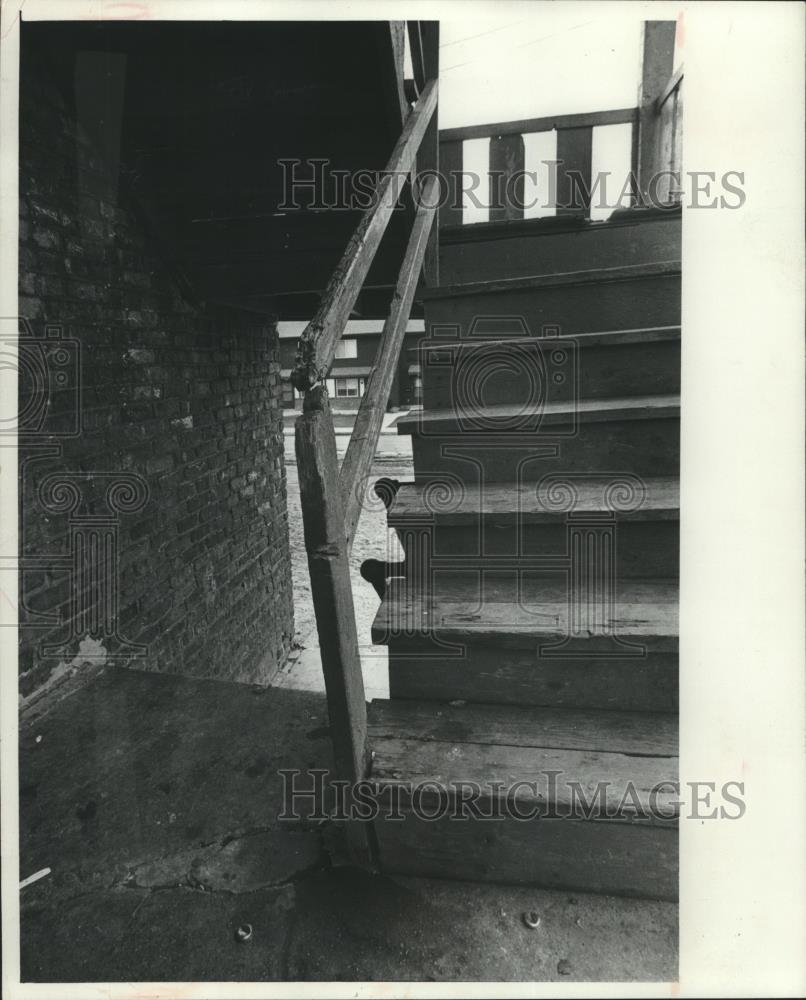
[289,19,681,861]
[291,23,439,850]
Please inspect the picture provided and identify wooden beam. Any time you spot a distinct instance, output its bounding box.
[638,21,677,202]
[417,22,440,286]
[407,20,426,93]
[489,133,525,222]
[653,80,683,205]
[440,107,637,144]
[340,177,438,547]
[295,385,368,787]
[292,79,438,391]
[380,21,409,130]
[556,126,593,216]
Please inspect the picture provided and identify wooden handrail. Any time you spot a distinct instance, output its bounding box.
[292,26,439,858]
[339,175,439,547]
[440,106,638,144]
[418,23,440,285]
[291,78,438,392]
[638,21,677,205]
[407,21,426,93]
[655,65,683,112]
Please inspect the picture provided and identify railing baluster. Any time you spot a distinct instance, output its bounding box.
[556,125,593,217]
[438,138,463,228]
[489,133,525,222]
[439,107,640,226]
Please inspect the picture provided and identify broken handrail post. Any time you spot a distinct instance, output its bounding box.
[295,385,367,785]
[294,386,375,865]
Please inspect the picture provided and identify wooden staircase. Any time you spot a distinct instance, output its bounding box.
[290,20,684,903]
[364,210,681,900]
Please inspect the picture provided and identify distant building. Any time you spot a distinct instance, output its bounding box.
[279,319,425,411]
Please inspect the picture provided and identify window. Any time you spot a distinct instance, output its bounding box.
[334,338,357,360]
[334,377,360,398]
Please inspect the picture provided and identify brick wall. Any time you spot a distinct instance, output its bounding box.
[18,60,294,703]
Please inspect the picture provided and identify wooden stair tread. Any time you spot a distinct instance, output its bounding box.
[412,324,681,357]
[396,394,680,435]
[367,699,679,823]
[419,260,681,301]
[371,575,679,648]
[368,699,678,756]
[388,476,679,525]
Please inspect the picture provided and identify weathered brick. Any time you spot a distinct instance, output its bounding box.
[32,227,61,250]
[18,63,293,699]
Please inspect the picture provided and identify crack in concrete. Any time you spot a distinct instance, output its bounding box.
[22,821,332,915]
[114,822,332,898]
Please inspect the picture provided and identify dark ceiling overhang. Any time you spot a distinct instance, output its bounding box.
[22,19,416,320]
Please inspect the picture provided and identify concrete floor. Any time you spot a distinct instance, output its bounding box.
[19,441,677,983]
[20,667,677,983]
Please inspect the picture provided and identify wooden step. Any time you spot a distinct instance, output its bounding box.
[421,261,680,337]
[373,574,678,711]
[390,475,679,525]
[416,326,680,411]
[397,395,680,483]
[367,698,678,899]
[372,573,678,649]
[388,476,679,578]
[439,207,682,285]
